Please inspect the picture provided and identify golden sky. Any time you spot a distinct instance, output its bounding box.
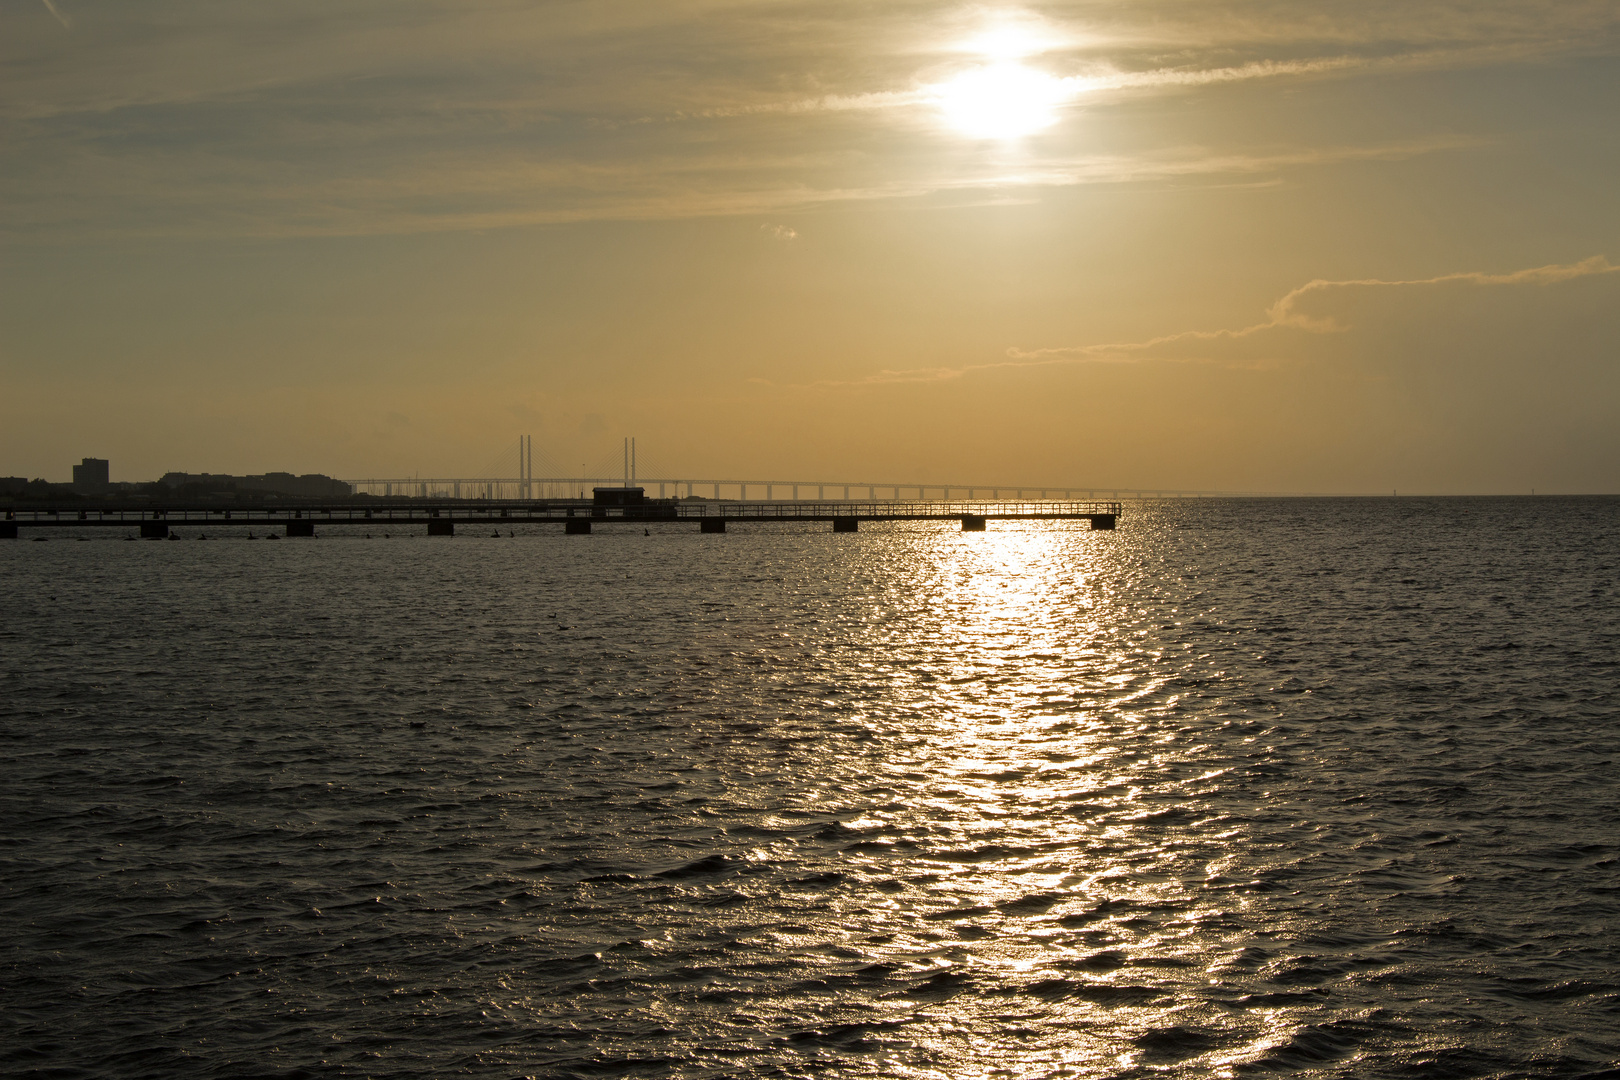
[3,1,1617,492]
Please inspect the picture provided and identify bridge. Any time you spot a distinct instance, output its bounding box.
[2,498,1121,538]
[346,436,1215,502]
[347,476,1184,501]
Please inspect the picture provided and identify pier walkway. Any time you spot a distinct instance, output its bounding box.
[3,499,1121,538]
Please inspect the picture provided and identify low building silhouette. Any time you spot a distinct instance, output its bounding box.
[2,476,81,501]
[160,472,353,500]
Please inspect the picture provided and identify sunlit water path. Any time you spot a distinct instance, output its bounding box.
[3,498,1617,1078]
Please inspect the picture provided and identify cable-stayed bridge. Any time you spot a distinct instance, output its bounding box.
[354,436,1266,501]
[343,476,1210,501]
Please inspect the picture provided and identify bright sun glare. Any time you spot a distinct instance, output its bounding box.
[937,64,1069,139]
[934,23,1074,140]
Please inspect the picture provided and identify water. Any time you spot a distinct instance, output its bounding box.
[2,497,1617,1079]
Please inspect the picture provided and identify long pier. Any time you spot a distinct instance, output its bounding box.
[2,499,1121,538]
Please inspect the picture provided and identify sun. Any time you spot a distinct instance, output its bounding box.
[931,17,1078,140]
[935,62,1070,139]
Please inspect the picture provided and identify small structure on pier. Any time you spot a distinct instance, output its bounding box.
[593,487,646,507]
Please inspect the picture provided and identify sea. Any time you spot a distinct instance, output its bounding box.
[2,497,1617,1079]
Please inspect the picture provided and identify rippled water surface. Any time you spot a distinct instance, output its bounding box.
[3,498,1618,1079]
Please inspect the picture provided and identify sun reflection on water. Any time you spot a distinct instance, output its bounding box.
[721,516,1327,1078]
[784,522,1203,1074]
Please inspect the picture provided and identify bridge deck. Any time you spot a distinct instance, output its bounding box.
[5,499,1122,530]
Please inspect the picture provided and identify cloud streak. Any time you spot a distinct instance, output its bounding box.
[678,48,1532,125]
[39,0,71,29]
[4,1,1616,238]
[811,257,1619,386]
[0,132,1483,240]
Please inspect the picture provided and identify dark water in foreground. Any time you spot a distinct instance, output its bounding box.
[2,497,1617,1079]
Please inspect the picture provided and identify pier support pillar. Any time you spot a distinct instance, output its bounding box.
[1090,514,1116,530]
[287,520,317,537]
[961,515,986,532]
[426,519,453,537]
[565,519,591,535]
[700,518,726,533]
[139,521,169,539]
[0,523,17,539]
[832,518,858,532]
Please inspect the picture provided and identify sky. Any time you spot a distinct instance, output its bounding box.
[3,0,1617,493]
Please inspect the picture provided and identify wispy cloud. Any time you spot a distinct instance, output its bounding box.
[39,0,71,30]
[726,54,1420,122]
[1260,256,1620,332]
[3,1,1615,238]
[810,257,1619,386]
[0,133,1482,240]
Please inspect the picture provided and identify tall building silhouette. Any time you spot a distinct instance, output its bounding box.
[72,458,109,494]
